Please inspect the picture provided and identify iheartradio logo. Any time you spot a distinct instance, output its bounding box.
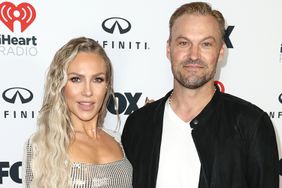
[0,2,36,32]
[214,80,225,93]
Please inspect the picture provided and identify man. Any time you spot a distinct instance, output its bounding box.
[122,2,279,188]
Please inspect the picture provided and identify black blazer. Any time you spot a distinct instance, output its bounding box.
[122,89,279,188]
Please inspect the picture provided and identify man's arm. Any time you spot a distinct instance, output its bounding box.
[247,112,279,188]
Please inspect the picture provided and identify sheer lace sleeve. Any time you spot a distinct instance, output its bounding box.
[22,137,33,188]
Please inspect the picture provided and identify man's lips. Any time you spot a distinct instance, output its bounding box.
[184,64,204,69]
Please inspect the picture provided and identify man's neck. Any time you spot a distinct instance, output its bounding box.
[169,83,216,122]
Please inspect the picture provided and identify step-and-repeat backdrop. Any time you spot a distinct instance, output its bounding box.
[0,0,281,187]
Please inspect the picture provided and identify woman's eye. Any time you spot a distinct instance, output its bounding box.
[70,77,80,83]
[94,77,105,83]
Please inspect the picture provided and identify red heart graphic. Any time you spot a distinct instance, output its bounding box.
[0,2,36,32]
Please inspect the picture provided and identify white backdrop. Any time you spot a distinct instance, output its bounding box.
[0,0,281,187]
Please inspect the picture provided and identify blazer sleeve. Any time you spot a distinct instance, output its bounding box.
[247,112,279,188]
[121,114,134,159]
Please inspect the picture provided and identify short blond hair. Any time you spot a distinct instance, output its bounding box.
[169,2,225,42]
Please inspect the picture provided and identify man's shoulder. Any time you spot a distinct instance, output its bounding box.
[220,92,266,116]
[216,92,275,140]
[129,95,165,118]
[123,93,170,130]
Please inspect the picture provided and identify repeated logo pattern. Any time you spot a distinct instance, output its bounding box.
[2,87,33,104]
[0,2,36,32]
[102,17,131,34]
[214,80,225,93]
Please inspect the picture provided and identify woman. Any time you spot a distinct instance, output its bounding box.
[22,37,132,188]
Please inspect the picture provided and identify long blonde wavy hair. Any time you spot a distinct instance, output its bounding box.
[30,37,115,187]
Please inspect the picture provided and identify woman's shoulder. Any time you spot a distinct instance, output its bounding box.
[23,136,33,156]
[23,133,39,155]
[24,134,34,147]
[101,127,121,143]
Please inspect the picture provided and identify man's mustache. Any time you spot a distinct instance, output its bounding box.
[183,59,207,67]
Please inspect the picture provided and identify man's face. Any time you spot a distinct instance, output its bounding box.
[167,14,224,89]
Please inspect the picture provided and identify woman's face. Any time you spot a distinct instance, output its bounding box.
[63,52,108,125]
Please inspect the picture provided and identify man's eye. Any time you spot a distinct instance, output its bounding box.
[179,41,188,46]
[202,42,212,47]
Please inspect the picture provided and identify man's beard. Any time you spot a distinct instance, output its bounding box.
[172,58,216,89]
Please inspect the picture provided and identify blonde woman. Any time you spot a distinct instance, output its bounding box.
[22,37,132,188]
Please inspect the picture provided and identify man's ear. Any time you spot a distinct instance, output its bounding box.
[166,40,171,61]
[218,43,225,62]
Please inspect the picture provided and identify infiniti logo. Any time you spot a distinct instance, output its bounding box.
[2,87,33,104]
[279,93,282,104]
[102,17,131,34]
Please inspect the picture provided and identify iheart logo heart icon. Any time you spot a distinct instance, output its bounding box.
[0,2,36,32]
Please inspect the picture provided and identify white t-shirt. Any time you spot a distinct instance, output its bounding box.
[156,100,201,188]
